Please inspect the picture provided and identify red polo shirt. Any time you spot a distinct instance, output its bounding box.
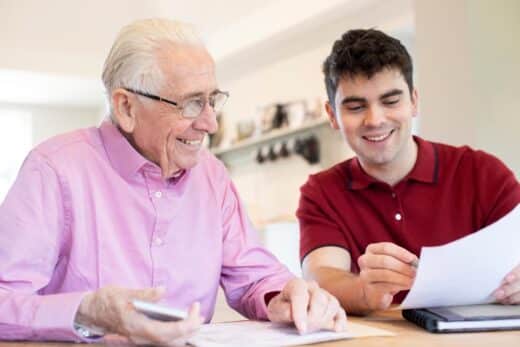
[297,136,520,302]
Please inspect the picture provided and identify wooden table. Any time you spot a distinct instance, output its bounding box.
[0,310,518,347]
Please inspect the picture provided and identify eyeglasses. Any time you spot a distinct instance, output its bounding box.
[124,87,229,119]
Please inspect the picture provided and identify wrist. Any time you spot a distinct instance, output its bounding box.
[75,292,96,326]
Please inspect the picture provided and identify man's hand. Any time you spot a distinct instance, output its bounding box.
[75,286,203,346]
[266,278,347,334]
[357,242,418,311]
[494,264,520,304]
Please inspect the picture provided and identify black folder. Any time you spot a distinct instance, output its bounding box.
[403,304,520,333]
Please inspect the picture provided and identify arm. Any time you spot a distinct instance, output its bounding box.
[218,179,294,319]
[0,151,202,345]
[302,245,417,315]
[0,151,86,341]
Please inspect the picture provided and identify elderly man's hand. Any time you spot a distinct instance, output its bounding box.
[266,278,347,334]
[75,286,203,346]
[494,264,520,304]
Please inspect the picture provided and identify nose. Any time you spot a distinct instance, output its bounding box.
[363,105,385,128]
[193,102,218,134]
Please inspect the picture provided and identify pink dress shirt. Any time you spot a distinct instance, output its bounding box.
[0,121,293,341]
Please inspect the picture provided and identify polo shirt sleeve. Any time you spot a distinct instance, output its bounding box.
[473,150,520,226]
[297,174,350,262]
[0,150,87,342]
[217,166,294,321]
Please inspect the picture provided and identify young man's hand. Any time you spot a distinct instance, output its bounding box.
[357,242,418,310]
[75,286,203,346]
[494,263,520,304]
[267,278,347,334]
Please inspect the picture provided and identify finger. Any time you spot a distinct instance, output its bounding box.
[359,253,417,278]
[267,296,292,323]
[502,266,520,285]
[129,286,166,303]
[131,302,202,346]
[362,285,395,310]
[495,281,520,304]
[366,242,418,264]
[286,280,310,334]
[318,296,341,332]
[361,268,415,288]
[333,306,348,332]
[306,288,330,332]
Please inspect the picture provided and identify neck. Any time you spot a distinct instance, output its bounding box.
[360,137,418,187]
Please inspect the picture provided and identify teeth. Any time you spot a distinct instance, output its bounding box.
[178,138,201,146]
[365,131,392,142]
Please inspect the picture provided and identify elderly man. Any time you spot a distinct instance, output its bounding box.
[298,28,520,315]
[0,19,346,345]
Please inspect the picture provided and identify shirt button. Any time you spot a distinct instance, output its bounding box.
[153,237,164,246]
[395,213,402,221]
[154,191,163,198]
[391,192,396,198]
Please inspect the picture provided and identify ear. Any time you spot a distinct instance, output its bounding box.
[112,88,136,133]
[411,88,419,118]
[325,101,340,130]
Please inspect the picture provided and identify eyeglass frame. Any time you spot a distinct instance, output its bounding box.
[123,87,229,119]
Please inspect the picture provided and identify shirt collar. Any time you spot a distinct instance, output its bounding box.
[99,120,150,181]
[346,136,438,190]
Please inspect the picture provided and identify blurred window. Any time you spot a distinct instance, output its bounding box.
[0,109,32,201]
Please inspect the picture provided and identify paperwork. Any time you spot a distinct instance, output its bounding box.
[188,320,394,347]
[400,204,520,309]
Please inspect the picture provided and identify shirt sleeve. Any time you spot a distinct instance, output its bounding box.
[297,174,350,263]
[473,150,520,227]
[0,150,88,341]
[218,178,294,320]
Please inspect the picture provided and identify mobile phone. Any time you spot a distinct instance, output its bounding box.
[132,300,188,322]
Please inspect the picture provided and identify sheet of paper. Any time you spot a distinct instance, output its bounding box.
[400,204,520,309]
[187,320,394,347]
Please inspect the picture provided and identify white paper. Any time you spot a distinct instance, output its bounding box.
[188,320,394,347]
[400,204,520,309]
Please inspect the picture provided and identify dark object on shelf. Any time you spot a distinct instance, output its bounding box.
[279,141,290,158]
[256,147,265,163]
[268,144,278,161]
[293,138,305,155]
[301,135,320,164]
[271,104,289,129]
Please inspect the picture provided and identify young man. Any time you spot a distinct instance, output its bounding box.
[298,28,520,315]
[0,19,346,345]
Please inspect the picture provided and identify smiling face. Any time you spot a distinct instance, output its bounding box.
[326,68,419,179]
[112,43,219,178]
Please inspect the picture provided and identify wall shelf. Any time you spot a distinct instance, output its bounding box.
[211,117,329,158]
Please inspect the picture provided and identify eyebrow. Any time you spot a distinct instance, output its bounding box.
[380,89,403,99]
[341,96,367,105]
[341,88,404,105]
[180,88,222,100]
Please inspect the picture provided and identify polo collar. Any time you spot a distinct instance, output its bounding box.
[346,136,438,190]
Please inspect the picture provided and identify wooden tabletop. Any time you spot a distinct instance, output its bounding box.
[0,310,518,347]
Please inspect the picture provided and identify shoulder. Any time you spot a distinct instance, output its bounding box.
[302,158,351,193]
[431,140,512,174]
[31,126,102,167]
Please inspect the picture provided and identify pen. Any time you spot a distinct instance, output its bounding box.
[410,259,419,268]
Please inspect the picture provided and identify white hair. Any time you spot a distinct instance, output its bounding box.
[102,18,204,119]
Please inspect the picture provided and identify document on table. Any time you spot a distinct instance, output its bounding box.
[400,204,520,309]
[187,320,394,347]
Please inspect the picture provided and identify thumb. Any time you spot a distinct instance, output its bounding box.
[130,286,166,302]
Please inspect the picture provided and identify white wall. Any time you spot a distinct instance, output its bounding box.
[1,103,103,146]
[415,0,520,175]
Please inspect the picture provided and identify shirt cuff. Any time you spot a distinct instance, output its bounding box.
[32,291,92,341]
